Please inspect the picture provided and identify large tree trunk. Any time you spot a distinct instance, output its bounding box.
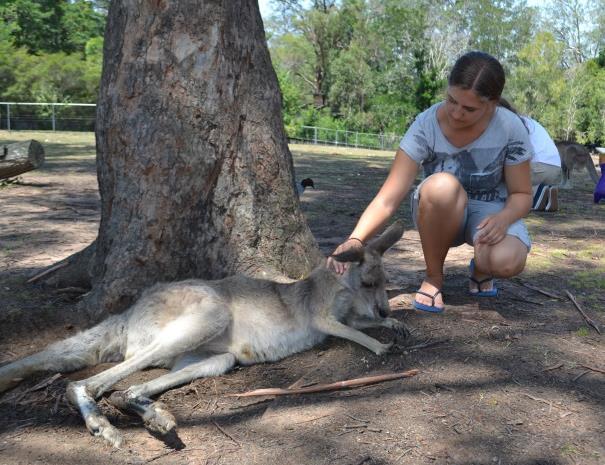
[56,0,322,320]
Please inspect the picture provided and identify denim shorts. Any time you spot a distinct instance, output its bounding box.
[411,179,532,250]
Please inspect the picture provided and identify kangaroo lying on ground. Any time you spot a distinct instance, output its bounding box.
[556,141,600,188]
[0,220,409,447]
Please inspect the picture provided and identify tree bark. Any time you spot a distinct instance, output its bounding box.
[0,140,45,180]
[57,0,322,321]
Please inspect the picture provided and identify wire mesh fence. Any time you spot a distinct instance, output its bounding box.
[0,103,400,152]
[288,126,400,151]
[0,102,96,132]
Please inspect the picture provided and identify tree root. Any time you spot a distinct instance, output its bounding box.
[37,241,96,289]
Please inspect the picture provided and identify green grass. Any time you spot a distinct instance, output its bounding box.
[575,327,590,337]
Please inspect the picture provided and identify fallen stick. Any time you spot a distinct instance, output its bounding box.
[580,364,605,375]
[516,281,561,299]
[522,393,568,411]
[541,363,564,372]
[573,371,590,382]
[226,369,419,398]
[27,261,68,284]
[402,339,449,351]
[564,290,602,334]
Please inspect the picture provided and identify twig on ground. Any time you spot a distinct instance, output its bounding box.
[522,393,574,413]
[213,421,241,447]
[292,413,335,425]
[343,424,368,429]
[515,280,561,299]
[565,290,602,334]
[434,383,456,392]
[580,364,605,375]
[146,450,177,463]
[345,413,369,423]
[54,287,89,294]
[573,371,590,382]
[226,369,419,398]
[28,373,62,392]
[26,261,68,284]
[402,339,449,351]
[146,447,207,463]
[541,363,564,372]
[505,294,544,306]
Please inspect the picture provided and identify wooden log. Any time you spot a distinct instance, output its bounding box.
[0,140,45,180]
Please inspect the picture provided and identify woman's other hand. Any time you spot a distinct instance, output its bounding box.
[474,213,509,245]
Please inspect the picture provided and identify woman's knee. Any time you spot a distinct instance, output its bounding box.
[419,173,466,208]
[485,237,528,277]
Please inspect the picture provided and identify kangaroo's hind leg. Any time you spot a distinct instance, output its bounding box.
[68,302,231,447]
[108,352,236,435]
[66,343,175,447]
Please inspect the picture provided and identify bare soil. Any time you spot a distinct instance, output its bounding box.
[0,131,604,465]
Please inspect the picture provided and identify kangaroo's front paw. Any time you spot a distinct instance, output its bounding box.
[374,341,393,356]
[391,320,411,342]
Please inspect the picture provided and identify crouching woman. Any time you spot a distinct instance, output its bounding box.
[328,51,533,313]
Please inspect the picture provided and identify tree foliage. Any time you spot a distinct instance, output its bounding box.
[0,0,104,103]
[1,0,605,143]
[267,0,605,143]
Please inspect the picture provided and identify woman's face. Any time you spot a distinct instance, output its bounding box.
[444,86,496,130]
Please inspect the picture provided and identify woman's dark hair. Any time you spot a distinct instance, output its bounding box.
[448,51,505,101]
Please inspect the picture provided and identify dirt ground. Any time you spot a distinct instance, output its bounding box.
[0,131,603,465]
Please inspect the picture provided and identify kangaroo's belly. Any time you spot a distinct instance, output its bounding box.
[226,322,325,365]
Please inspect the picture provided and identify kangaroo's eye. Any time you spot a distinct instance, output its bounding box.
[361,281,374,288]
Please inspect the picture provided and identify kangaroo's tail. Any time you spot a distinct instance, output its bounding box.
[0,314,126,394]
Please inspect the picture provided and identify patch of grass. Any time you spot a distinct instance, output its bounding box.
[571,270,605,290]
[576,244,604,261]
[549,249,572,260]
[575,327,590,337]
[560,443,580,456]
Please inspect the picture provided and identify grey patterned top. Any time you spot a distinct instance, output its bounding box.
[400,103,532,202]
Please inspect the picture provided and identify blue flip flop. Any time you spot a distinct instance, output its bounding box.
[413,289,445,313]
[469,259,498,297]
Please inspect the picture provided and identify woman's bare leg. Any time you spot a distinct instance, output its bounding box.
[472,236,528,292]
[415,173,467,309]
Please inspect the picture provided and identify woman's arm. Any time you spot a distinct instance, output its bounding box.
[350,149,419,241]
[328,149,419,272]
[475,160,532,245]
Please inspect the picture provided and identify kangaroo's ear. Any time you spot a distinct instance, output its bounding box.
[330,248,364,264]
[367,220,405,255]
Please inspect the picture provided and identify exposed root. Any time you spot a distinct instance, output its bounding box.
[32,241,96,289]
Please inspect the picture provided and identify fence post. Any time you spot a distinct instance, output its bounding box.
[355,132,358,148]
[335,129,338,145]
[51,104,56,132]
[314,126,317,144]
[6,103,10,131]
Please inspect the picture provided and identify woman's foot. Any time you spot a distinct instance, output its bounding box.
[468,259,498,296]
[413,280,445,313]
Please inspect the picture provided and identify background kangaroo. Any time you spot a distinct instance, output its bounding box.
[0,220,408,448]
[556,141,600,188]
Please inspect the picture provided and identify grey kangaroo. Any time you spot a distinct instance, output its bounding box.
[0,221,409,447]
[556,141,600,188]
